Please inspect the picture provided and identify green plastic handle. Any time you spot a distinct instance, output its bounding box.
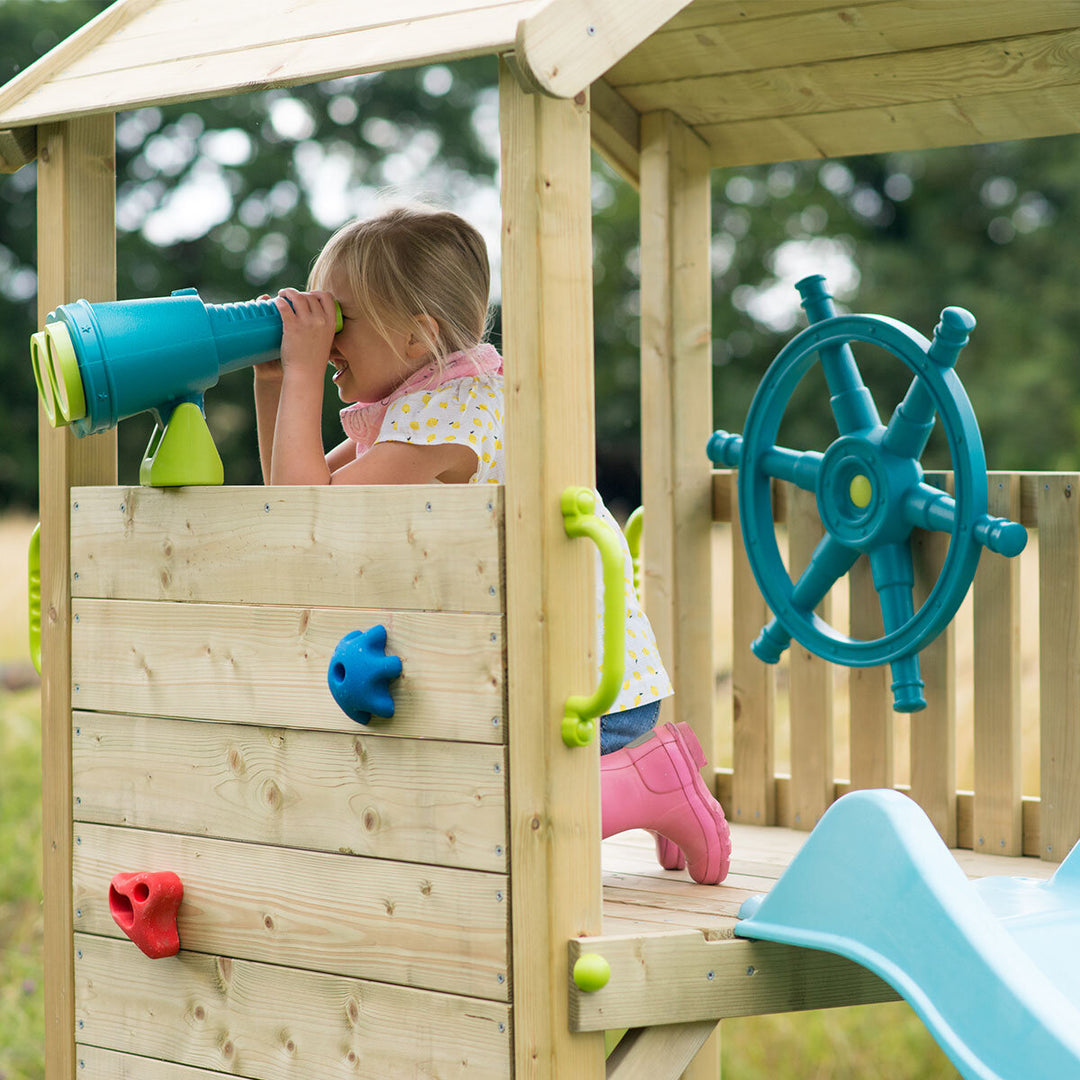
[624,506,643,602]
[28,522,41,675]
[560,486,627,748]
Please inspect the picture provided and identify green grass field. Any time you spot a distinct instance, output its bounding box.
[0,512,959,1078]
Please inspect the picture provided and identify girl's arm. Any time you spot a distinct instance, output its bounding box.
[329,440,478,485]
[269,288,339,486]
[254,365,283,483]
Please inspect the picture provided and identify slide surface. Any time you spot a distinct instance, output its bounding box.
[735,789,1080,1080]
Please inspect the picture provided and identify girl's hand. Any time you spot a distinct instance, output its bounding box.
[252,294,283,381]
[274,288,339,383]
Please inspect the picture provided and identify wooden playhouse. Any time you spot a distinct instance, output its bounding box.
[3,2,1080,1077]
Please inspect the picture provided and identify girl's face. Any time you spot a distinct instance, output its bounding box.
[326,270,430,403]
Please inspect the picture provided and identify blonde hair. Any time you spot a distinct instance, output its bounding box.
[308,206,491,364]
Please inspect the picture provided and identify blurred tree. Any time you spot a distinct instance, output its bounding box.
[2,1,1080,514]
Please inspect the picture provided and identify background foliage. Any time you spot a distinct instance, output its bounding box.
[3,2,1080,514]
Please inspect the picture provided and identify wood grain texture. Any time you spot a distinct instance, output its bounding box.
[78,1046,236,1080]
[786,485,833,830]
[73,712,506,870]
[639,109,713,751]
[499,64,605,1077]
[71,599,505,742]
[70,485,504,613]
[36,115,117,1080]
[73,823,508,999]
[1036,474,1080,862]
[606,1021,718,1080]
[623,28,1080,126]
[74,933,510,1079]
[847,553,893,791]
[0,0,536,126]
[972,474,1023,856]
[610,1,1080,85]
[569,932,897,1031]
[730,492,776,826]
[909,475,956,846]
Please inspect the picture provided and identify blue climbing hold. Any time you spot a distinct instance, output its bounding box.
[327,625,403,725]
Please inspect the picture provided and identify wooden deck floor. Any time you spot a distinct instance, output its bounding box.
[570,823,1061,1034]
[601,822,1057,938]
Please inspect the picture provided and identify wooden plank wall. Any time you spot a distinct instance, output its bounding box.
[713,470,1080,862]
[69,485,512,1079]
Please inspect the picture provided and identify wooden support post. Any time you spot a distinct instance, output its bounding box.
[499,64,605,1078]
[1036,473,1080,862]
[36,116,117,1080]
[639,104,718,1080]
[973,473,1023,855]
[639,110,713,752]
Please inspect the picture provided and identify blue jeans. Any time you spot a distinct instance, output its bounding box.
[599,699,662,755]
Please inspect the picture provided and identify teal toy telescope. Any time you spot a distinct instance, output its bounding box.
[30,288,341,486]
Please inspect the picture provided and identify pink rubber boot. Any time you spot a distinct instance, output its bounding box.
[601,722,731,885]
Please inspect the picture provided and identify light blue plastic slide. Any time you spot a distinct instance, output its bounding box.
[735,789,1080,1080]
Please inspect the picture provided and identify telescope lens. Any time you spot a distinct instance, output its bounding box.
[30,332,63,427]
[43,322,87,423]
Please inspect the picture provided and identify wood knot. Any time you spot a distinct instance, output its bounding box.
[362,807,379,832]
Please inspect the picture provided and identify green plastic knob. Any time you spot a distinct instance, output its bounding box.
[573,953,611,992]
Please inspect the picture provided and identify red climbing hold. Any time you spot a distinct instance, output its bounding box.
[108,871,184,959]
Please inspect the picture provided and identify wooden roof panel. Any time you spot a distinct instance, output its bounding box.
[608,0,1080,86]
[2,0,1079,171]
[0,0,542,128]
[610,0,1080,167]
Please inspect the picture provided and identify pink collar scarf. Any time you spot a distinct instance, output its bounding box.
[340,343,503,453]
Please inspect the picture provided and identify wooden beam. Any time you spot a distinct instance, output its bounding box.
[606,1021,719,1080]
[499,61,605,1077]
[515,0,692,98]
[36,114,117,1080]
[590,79,640,188]
[639,110,713,754]
[568,932,897,1032]
[0,126,36,172]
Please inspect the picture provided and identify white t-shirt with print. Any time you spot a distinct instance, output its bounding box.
[374,372,673,711]
[592,496,674,713]
[376,374,504,484]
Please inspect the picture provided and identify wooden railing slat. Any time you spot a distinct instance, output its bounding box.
[786,486,833,830]
[973,473,1023,855]
[1036,474,1080,862]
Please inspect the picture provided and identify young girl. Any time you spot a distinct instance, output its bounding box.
[254,205,730,885]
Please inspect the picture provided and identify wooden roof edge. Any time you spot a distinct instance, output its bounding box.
[0,0,157,125]
[514,0,693,99]
[0,126,36,173]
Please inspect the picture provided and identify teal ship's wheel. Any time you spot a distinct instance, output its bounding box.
[709,275,1026,712]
